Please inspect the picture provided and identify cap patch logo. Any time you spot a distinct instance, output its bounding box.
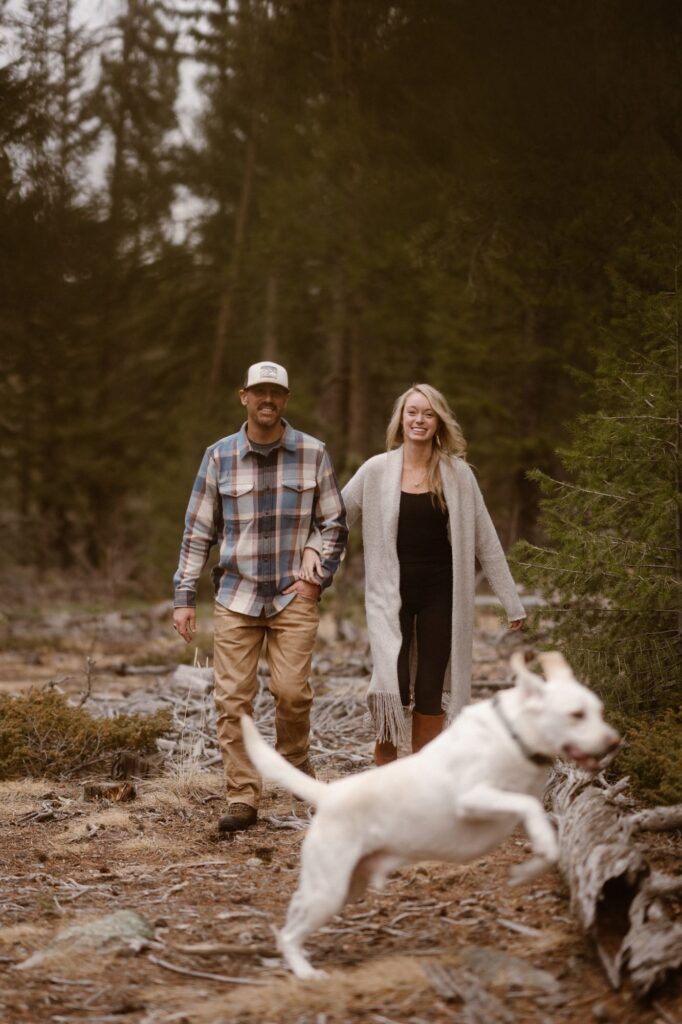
[245,360,288,390]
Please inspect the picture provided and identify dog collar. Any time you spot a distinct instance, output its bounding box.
[491,695,554,768]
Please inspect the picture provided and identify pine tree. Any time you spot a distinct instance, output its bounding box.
[0,0,101,567]
[513,222,681,715]
[77,0,183,569]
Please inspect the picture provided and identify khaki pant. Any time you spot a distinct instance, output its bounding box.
[213,596,320,808]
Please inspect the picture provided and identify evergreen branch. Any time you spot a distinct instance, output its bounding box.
[576,449,676,459]
[598,415,676,423]
[537,476,657,505]
[513,557,676,585]
[616,376,656,409]
[534,607,680,619]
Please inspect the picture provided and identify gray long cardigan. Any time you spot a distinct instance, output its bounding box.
[342,448,526,743]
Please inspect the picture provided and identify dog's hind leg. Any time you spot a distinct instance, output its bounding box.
[278,886,337,980]
[278,841,362,980]
[279,875,358,980]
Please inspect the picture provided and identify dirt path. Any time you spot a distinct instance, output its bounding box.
[0,604,679,1024]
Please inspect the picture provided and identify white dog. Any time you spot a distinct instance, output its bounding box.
[241,651,620,980]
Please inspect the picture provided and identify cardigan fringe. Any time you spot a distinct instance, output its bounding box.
[367,692,410,746]
[367,691,459,747]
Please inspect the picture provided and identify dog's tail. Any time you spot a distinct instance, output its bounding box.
[240,716,326,806]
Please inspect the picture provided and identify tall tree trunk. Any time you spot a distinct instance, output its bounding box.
[89,0,138,566]
[509,303,546,541]
[346,319,369,466]
[320,271,347,467]
[108,0,135,249]
[208,127,256,400]
[262,270,278,360]
[57,0,72,196]
[674,258,681,646]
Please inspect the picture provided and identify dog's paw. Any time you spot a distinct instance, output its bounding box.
[528,828,559,865]
[509,856,555,886]
[294,965,329,982]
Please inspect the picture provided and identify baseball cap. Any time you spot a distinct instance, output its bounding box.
[244,361,289,391]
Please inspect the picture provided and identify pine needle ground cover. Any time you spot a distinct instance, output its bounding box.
[0,622,679,1022]
[0,689,171,780]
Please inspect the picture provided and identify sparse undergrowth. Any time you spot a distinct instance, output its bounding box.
[612,707,682,806]
[0,689,172,780]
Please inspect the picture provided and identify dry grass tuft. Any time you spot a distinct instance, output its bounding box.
[69,807,135,833]
[12,941,125,979]
[137,769,222,810]
[0,922,50,951]
[117,833,179,856]
[146,953,435,1023]
[517,924,578,955]
[163,767,222,805]
[0,779,61,820]
[163,684,220,801]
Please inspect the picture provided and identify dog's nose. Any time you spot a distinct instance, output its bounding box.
[606,731,621,751]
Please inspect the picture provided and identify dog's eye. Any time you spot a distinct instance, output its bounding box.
[570,710,586,720]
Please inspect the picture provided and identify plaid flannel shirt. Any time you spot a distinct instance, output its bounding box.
[173,421,347,617]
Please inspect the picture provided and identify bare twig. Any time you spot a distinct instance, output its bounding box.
[629,805,682,833]
[216,908,271,921]
[160,859,235,875]
[645,872,682,899]
[167,941,277,958]
[77,657,96,707]
[114,663,175,676]
[651,1001,681,1024]
[146,954,267,985]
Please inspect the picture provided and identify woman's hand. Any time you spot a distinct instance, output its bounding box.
[298,546,323,584]
[509,619,525,632]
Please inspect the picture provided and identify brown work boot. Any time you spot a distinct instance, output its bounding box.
[374,738,398,766]
[217,802,257,834]
[296,757,316,779]
[411,711,445,753]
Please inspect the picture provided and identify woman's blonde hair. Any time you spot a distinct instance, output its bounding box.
[385,383,467,510]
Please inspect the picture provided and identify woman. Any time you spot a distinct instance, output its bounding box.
[301,384,525,765]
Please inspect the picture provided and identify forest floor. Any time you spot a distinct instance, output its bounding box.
[0,599,679,1024]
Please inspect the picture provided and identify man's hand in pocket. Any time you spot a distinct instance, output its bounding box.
[283,579,321,602]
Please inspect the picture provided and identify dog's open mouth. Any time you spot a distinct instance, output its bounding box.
[563,745,601,772]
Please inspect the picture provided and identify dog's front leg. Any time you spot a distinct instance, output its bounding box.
[456,783,559,883]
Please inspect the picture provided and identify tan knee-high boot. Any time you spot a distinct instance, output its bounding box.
[412,711,445,752]
[374,738,398,766]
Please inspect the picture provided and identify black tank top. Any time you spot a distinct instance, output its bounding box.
[396,491,451,569]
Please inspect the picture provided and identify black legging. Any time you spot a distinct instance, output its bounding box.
[397,567,453,715]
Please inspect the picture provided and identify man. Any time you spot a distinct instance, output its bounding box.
[173,361,347,833]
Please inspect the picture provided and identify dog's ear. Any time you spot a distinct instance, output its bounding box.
[537,651,575,683]
[510,652,545,699]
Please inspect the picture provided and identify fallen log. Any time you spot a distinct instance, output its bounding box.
[115,663,175,676]
[548,767,682,995]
